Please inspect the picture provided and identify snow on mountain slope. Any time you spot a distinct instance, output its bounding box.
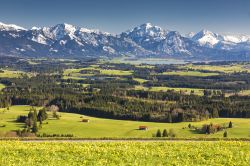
[222,34,250,43]
[120,23,169,52]
[191,29,250,51]
[122,23,168,42]
[0,21,250,60]
[0,22,26,31]
[191,29,223,47]
[186,32,195,38]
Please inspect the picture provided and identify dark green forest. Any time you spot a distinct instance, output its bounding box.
[0,56,250,123]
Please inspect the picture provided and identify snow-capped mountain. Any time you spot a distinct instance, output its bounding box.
[121,25,218,58]
[191,29,223,47]
[185,32,195,38]
[0,22,26,31]
[121,23,168,52]
[0,22,150,57]
[190,29,250,52]
[0,21,250,61]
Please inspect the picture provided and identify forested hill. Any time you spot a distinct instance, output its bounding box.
[0,57,250,123]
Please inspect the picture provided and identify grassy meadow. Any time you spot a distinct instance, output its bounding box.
[183,64,250,73]
[0,84,5,91]
[162,70,219,77]
[0,106,249,138]
[0,69,25,78]
[63,66,133,80]
[133,78,148,84]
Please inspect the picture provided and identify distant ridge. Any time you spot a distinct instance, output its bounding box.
[0,21,250,60]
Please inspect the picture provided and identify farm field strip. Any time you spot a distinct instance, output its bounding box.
[133,78,148,83]
[0,69,25,78]
[134,85,204,95]
[162,70,219,77]
[64,67,133,78]
[0,141,249,165]
[183,64,250,73]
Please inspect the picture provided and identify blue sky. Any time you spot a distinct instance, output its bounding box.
[0,0,250,35]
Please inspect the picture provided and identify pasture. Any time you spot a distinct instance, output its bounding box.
[0,69,25,78]
[183,64,250,73]
[162,70,219,77]
[0,106,249,138]
[63,66,133,80]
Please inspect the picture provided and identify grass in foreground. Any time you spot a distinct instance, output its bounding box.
[0,106,249,138]
[0,141,249,166]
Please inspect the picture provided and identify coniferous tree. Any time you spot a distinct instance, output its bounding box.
[162,129,168,137]
[156,129,161,137]
[26,111,34,127]
[223,131,228,137]
[228,121,233,128]
[32,119,38,133]
[37,109,48,124]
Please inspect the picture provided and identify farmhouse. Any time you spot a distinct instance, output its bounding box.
[139,126,148,130]
[82,119,90,123]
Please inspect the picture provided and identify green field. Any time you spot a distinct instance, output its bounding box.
[0,106,249,138]
[63,67,133,80]
[134,85,204,95]
[0,141,249,165]
[183,64,250,73]
[0,106,42,132]
[162,70,219,77]
[0,69,25,78]
[0,84,5,91]
[133,78,148,84]
[100,69,132,75]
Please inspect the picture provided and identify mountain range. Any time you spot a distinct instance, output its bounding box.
[1,22,250,61]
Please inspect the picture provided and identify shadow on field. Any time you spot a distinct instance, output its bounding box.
[189,129,204,135]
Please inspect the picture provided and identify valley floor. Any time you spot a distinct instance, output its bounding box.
[0,105,249,138]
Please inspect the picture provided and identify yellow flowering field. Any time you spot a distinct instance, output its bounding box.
[0,141,249,165]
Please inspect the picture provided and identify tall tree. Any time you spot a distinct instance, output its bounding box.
[228,121,233,128]
[223,131,228,137]
[156,129,161,137]
[162,129,168,137]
